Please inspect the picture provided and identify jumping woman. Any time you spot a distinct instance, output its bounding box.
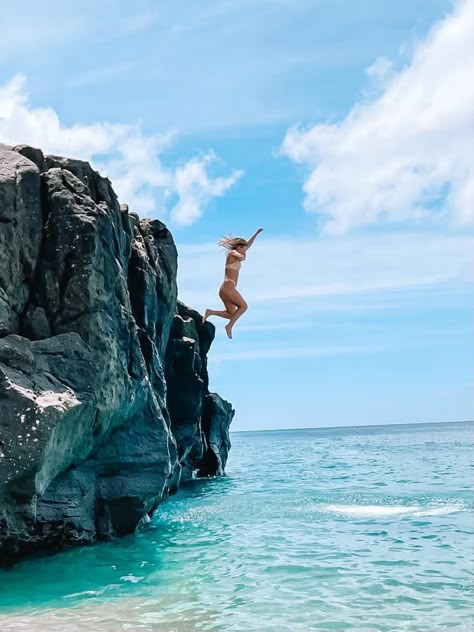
[202,228,263,339]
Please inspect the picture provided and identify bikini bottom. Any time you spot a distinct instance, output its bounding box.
[222,278,236,287]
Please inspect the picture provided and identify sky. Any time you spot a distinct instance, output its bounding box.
[1,0,473,430]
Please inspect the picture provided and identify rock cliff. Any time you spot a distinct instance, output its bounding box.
[0,144,234,565]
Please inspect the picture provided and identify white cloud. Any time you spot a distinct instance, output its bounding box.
[281,0,474,233]
[171,153,243,226]
[0,75,241,223]
[365,56,394,84]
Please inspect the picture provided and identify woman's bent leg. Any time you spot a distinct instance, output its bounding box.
[225,303,247,338]
[217,283,246,338]
[224,291,248,339]
[203,308,232,322]
[203,287,238,323]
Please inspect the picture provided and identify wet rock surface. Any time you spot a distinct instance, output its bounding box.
[0,145,234,565]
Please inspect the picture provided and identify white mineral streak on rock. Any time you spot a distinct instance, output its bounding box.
[36,390,80,412]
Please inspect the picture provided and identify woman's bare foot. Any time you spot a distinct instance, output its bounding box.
[225,323,233,339]
[202,309,211,323]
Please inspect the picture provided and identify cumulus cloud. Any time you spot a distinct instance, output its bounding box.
[281,0,474,233]
[171,153,243,225]
[0,75,241,223]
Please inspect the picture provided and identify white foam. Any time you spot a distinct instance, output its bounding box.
[320,503,464,518]
[120,575,144,584]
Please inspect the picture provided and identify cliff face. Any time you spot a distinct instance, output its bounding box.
[0,145,234,564]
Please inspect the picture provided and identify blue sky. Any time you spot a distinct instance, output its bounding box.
[1,0,472,430]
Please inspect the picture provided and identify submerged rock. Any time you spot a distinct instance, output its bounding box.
[0,145,234,565]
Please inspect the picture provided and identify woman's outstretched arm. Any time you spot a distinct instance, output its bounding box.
[245,227,263,250]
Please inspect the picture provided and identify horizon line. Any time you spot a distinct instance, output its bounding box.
[230,419,474,434]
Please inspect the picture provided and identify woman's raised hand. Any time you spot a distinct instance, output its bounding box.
[246,228,263,249]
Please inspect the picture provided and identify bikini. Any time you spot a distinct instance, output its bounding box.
[223,257,241,286]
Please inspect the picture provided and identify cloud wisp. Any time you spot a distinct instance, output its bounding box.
[281,0,474,233]
[0,75,241,225]
[176,231,474,310]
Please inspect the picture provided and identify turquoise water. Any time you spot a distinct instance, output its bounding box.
[0,421,472,631]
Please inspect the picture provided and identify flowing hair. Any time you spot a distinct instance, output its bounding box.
[217,235,248,251]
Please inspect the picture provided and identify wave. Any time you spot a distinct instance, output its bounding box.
[319,502,465,518]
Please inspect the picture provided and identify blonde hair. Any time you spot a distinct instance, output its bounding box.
[217,235,248,251]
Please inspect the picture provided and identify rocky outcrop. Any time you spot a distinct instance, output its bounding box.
[166,302,233,481]
[0,144,234,565]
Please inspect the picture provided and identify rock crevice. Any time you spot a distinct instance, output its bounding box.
[0,145,234,565]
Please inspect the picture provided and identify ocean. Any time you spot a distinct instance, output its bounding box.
[0,421,472,631]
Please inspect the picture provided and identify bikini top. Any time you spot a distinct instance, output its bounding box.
[225,257,242,271]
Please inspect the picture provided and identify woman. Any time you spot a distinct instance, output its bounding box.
[202,228,263,339]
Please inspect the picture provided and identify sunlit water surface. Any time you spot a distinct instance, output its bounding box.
[0,421,473,631]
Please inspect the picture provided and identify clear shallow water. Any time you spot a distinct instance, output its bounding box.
[0,421,473,631]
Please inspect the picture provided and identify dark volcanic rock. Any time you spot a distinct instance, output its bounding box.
[165,302,234,481]
[0,145,234,565]
[0,147,42,337]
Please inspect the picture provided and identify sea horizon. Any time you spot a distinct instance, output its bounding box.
[231,419,474,434]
